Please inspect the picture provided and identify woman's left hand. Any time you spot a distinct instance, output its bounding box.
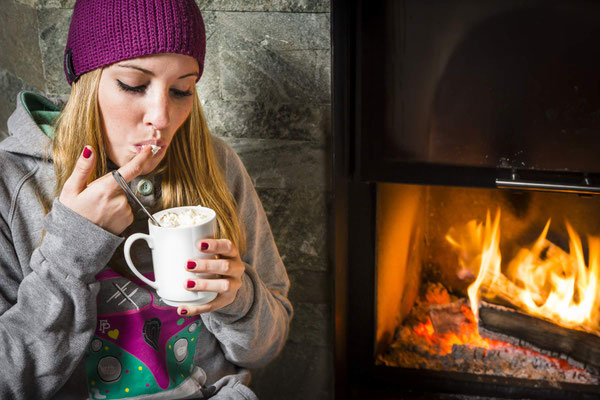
[179,239,245,316]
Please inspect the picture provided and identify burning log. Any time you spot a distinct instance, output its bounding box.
[378,289,598,385]
[478,269,525,306]
[478,301,600,375]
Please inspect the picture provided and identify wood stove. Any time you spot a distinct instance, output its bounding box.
[333,1,600,398]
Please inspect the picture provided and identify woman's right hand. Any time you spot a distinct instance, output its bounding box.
[58,145,155,235]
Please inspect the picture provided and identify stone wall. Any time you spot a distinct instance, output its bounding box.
[0,1,332,399]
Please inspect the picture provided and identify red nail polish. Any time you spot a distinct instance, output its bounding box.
[186,280,196,288]
[187,261,196,269]
[201,242,209,250]
[82,147,92,159]
[180,309,188,315]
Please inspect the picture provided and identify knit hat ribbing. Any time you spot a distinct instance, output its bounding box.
[64,0,206,85]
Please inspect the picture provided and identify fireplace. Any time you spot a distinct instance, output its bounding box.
[333,0,600,398]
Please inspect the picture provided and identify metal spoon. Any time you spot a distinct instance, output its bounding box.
[112,170,162,227]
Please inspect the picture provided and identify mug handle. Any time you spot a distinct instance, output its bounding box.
[124,233,158,289]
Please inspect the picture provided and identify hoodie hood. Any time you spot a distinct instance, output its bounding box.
[3,92,60,160]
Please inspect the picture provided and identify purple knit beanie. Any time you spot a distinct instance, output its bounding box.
[64,0,206,85]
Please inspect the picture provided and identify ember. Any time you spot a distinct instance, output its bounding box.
[377,283,598,385]
[413,303,493,356]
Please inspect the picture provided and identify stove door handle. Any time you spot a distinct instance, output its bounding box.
[496,178,600,195]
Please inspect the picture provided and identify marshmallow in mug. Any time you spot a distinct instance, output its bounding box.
[158,208,211,228]
[141,144,161,155]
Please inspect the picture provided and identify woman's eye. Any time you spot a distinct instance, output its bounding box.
[117,80,146,93]
[116,80,191,98]
[171,88,192,98]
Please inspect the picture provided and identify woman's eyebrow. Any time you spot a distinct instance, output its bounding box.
[117,64,199,79]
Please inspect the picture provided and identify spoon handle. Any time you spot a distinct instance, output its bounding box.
[111,170,162,227]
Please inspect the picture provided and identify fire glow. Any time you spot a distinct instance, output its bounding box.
[406,303,581,375]
[413,304,495,355]
[446,210,600,333]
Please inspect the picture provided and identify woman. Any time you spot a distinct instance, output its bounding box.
[0,1,292,399]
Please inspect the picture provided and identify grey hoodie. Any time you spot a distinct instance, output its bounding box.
[0,92,292,400]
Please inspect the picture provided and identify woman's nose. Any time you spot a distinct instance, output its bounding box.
[144,92,170,131]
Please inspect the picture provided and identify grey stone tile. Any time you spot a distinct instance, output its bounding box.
[0,107,8,141]
[15,0,36,7]
[287,270,330,304]
[202,9,218,38]
[197,0,329,13]
[288,302,330,346]
[223,138,328,189]
[257,188,329,272]
[220,49,330,103]
[202,100,330,142]
[0,69,27,109]
[24,0,330,12]
[0,1,46,91]
[196,11,221,100]
[38,8,72,96]
[0,68,38,139]
[42,0,75,8]
[252,343,333,400]
[218,12,330,51]
[16,0,75,8]
[21,0,329,12]
[314,48,331,97]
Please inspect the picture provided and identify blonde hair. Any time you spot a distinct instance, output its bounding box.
[52,69,246,254]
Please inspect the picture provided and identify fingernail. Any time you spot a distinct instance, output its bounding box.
[82,146,92,159]
[201,242,209,250]
[180,309,188,315]
[187,261,196,270]
[186,280,196,288]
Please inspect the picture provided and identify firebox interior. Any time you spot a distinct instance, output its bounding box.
[376,182,600,385]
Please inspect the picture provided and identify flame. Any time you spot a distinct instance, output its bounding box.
[447,209,600,333]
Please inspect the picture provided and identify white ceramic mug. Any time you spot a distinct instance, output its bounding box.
[124,206,218,307]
